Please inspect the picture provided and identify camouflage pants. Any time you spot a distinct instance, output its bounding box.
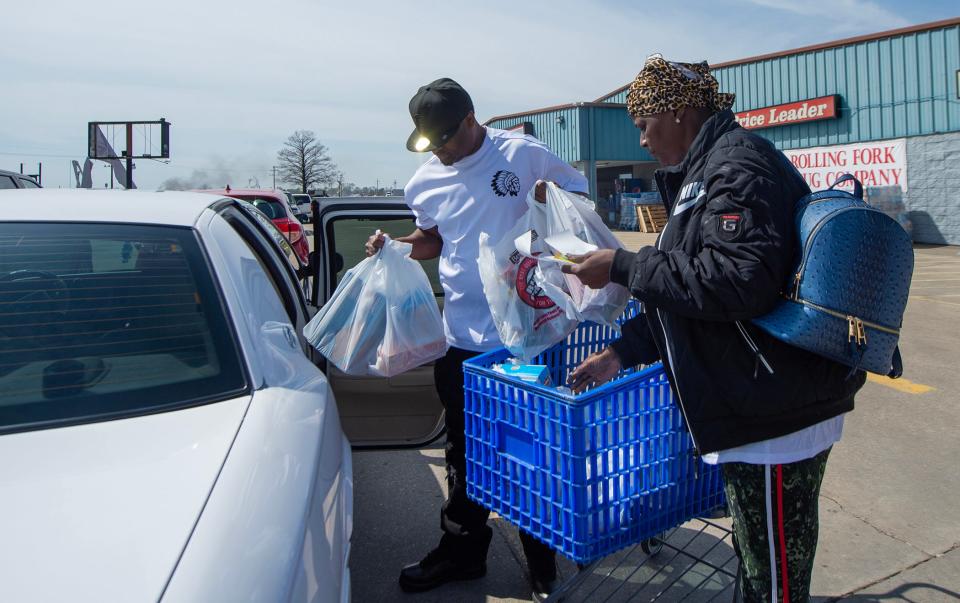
[721,448,831,603]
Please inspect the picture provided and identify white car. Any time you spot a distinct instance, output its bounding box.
[0,190,354,602]
[291,193,313,222]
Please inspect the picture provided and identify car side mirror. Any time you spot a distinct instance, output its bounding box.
[333,252,344,274]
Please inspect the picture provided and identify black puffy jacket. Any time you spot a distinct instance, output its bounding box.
[609,109,864,454]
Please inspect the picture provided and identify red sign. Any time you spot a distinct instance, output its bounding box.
[735,95,838,130]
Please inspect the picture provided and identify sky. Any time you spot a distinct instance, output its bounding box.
[2,0,956,191]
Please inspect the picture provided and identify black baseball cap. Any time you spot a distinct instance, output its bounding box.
[405,78,474,152]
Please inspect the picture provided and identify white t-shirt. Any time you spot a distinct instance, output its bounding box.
[404,127,588,352]
[701,414,845,465]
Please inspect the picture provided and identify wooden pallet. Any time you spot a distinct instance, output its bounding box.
[636,204,668,233]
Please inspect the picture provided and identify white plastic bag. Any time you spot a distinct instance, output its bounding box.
[478,194,579,361]
[303,236,447,377]
[537,182,631,329]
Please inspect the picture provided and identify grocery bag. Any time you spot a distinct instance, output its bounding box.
[478,195,579,361]
[537,182,631,329]
[303,236,447,377]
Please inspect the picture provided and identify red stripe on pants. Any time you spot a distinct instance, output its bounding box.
[776,464,790,603]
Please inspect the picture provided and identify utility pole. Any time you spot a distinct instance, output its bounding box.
[273,166,277,189]
[125,123,133,190]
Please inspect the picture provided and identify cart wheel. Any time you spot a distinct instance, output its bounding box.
[640,536,664,556]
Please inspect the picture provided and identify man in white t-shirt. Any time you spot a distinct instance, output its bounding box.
[366,78,588,600]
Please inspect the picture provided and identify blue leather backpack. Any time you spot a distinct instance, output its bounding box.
[753,175,914,378]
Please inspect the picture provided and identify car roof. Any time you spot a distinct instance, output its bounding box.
[0,169,39,183]
[316,196,410,208]
[1,189,227,226]
[196,188,286,201]
[0,168,32,177]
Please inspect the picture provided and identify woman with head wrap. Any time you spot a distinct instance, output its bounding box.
[563,55,865,602]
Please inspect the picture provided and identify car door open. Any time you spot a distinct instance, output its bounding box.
[307,199,445,448]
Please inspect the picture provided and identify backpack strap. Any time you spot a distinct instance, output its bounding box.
[829,174,864,199]
[846,341,866,380]
[887,346,903,379]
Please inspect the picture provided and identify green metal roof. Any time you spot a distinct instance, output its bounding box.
[486,103,653,163]
[592,18,960,149]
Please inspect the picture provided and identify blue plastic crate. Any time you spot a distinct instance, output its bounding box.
[463,306,725,564]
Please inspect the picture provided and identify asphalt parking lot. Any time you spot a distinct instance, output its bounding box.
[350,240,960,602]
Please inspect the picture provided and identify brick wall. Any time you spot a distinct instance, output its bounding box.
[906,132,960,245]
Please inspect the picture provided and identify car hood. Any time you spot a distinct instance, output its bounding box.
[0,396,250,603]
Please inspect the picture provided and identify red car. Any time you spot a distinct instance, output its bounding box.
[197,188,310,265]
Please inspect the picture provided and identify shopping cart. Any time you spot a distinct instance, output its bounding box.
[548,517,739,602]
[463,302,737,600]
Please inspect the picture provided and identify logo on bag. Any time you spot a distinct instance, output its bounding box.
[515,257,555,309]
[491,170,520,197]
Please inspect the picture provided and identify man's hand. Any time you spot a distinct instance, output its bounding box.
[568,347,622,393]
[534,180,590,203]
[365,230,386,257]
[534,180,551,203]
[561,249,616,289]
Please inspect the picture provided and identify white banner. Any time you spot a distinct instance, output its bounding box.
[784,139,907,192]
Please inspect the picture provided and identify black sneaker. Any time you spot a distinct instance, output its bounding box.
[529,562,559,603]
[521,532,558,602]
[398,529,491,593]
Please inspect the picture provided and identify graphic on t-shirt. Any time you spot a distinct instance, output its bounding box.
[491,170,520,197]
[515,257,556,309]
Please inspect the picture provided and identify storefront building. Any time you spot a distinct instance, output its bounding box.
[486,17,960,244]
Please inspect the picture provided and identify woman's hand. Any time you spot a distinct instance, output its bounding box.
[561,249,616,289]
[568,347,622,393]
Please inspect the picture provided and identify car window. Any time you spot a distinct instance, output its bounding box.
[235,200,303,271]
[0,223,247,434]
[329,216,442,298]
[18,178,40,188]
[231,196,286,220]
[221,208,305,330]
[0,176,17,189]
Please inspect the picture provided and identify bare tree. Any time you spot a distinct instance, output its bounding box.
[276,130,338,193]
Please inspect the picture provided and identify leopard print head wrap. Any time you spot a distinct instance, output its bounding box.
[626,54,736,119]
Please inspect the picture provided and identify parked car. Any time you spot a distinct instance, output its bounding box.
[0,189,351,602]
[0,168,41,189]
[196,188,309,265]
[0,191,450,601]
[282,190,309,223]
[291,193,313,223]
